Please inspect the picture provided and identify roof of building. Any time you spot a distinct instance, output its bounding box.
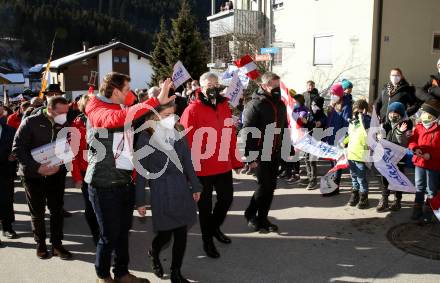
[44,41,152,69]
[0,73,25,84]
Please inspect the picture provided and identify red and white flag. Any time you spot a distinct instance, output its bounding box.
[234,55,260,80]
[429,194,440,221]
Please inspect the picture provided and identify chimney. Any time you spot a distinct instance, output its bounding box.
[83,41,89,52]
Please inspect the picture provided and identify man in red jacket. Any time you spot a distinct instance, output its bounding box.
[85,72,174,283]
[7,101,30,129]
[180,72,243,259]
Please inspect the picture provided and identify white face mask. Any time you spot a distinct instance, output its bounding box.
[191,86,198,91]
[311,105,320,113]
[159,115,176,129]
[330,95,340,103]
[390,75,401,85]
[54,113,67,125]
[3,110,7,116]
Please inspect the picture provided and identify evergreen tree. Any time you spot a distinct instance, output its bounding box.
[166,0,208,83]
[150,18,172,87]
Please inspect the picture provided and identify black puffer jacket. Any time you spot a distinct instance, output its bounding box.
[374,80,418,122]
[415,73,440,102]
[243,87,288,159]
[303,88,320,110]
[13,110,68,179]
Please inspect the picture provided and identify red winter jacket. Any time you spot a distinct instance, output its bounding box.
[180,92,243,176]
[408,123,440,171]
[71,114,88,183]
[86,95,159,129]
[7,111,22,129]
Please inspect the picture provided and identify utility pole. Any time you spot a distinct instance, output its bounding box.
[210,0,216,66]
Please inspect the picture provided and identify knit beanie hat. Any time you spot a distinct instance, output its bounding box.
[420,99,440,118]
[293,94,305,106]
[289,89,297,97]
[341,79,353,90]
[312,96,325,109]
[387,102,405,117]
[330,83,344,97]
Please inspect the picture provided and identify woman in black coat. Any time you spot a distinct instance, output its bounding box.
[135,101,202,283]
[374,68,418,123]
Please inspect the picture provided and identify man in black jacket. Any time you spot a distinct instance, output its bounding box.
[415,59,440,103]
[243,72,288,233]
[303,80,319,110]
[0,105,18,244]
[13,96,72,260]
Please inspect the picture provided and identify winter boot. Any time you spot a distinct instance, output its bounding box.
[357,193,369,209]
[376,196,389,212]
[349,190,360,207]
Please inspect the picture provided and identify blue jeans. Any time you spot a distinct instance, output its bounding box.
[414,166,440,205]
[88,184,134,279]
[348,160,368,193]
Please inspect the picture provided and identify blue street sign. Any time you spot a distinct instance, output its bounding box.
[260,47,279,54]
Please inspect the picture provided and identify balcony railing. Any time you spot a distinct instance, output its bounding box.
[207,9,264,38]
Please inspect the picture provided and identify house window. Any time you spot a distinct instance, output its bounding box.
[121,56,128,63]
[273,0,284,10]
[313,35,333,66]
[273,48,283,65]
[113,56,120,63]
[82,75,88,82]
[433,33,440,52]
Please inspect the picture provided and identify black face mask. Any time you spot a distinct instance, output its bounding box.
[270,87,281,98]
[206,87,222,99]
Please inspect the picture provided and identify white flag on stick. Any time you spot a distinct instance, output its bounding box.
[172,61,191,88]
[224,71,244,107]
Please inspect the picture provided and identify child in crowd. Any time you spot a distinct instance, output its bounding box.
[305,96,327,190]
[289,94,309,183]
[344,99,371,209]
[376,102,413,212]
[324,82,352,196]
[408,99,440,223]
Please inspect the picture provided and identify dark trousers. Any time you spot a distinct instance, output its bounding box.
[197,171,233,242]
[22,172,66,245]
[381,163,403,200]
[246,157,280,221]
[0,174,15,231]
[304,153,317,183]
[152,226,187,270]
[80,179,100,246]
[88,184,133,279]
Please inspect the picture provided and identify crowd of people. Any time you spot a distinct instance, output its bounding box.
[1,57,440,283]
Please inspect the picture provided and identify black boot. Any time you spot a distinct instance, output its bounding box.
[170,269,190,283]
[349,190,360,207]
[203,239,220,258]
[389,198,401,211]
[322,187,340,197]
[213,228,231,244]
[411,204,423,220]
[148,250,164,278]
[422,204,434,224]
[376,196,389,212]
[357,193,369,209]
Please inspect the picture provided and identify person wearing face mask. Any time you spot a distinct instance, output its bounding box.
[135,102,202,283]
[243,72,288,233]
[415,58,440,103]
[305,96,327,190]
[85,72,174,283]
[180,72,243,259]
[0,102,18,245]
[12,96,72,260]
[408,99,440,224]
[289,94,309,183]
[376,102,413,212]
[324,82,351,196]
[375,68,418,123]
